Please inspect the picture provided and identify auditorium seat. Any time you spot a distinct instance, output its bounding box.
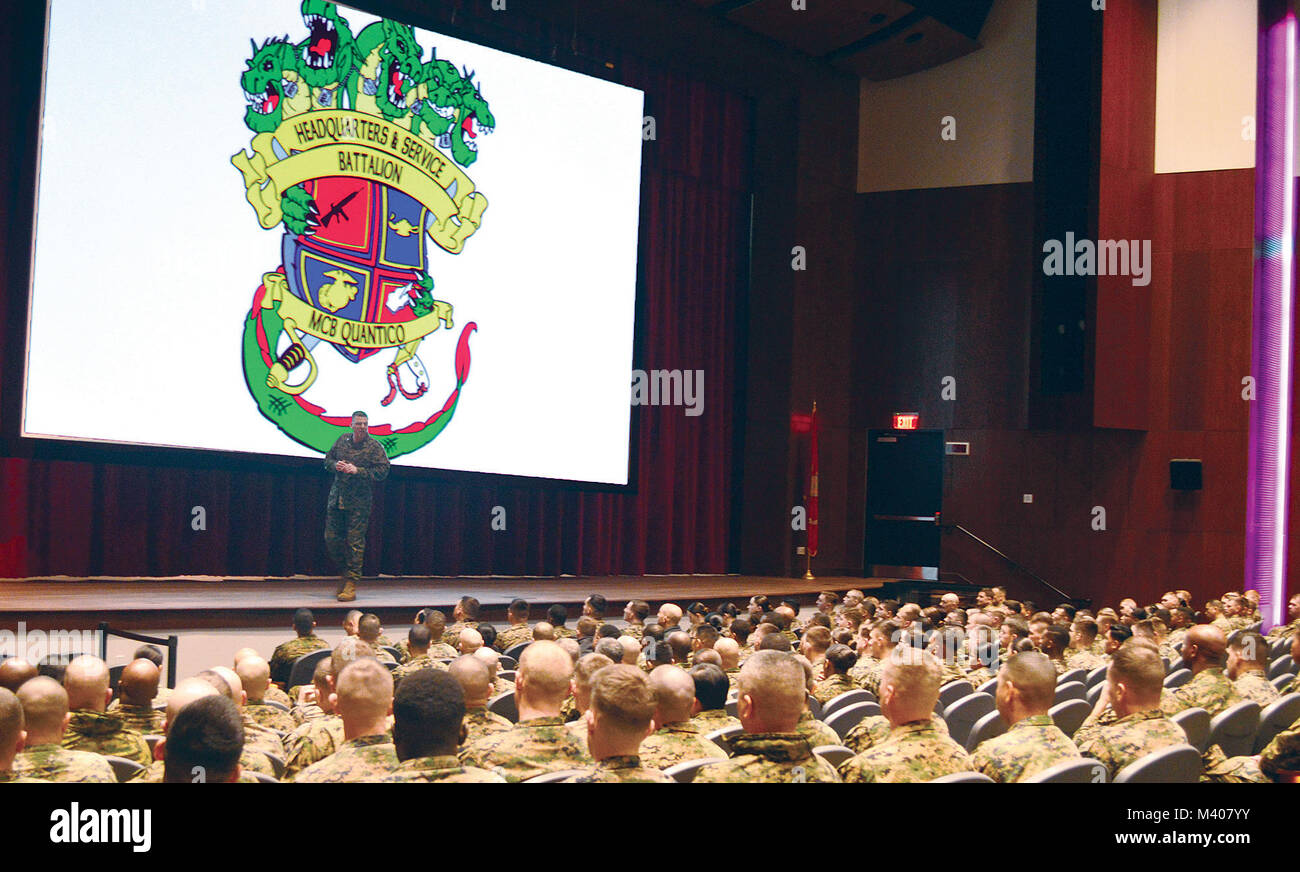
[664,758,722,783]
[1048,699,1090,739]
[249,772,280,784]
[1254,693,1300,754]
[811,744,855,769]
[820,689,872,720]
[1057,668,1087,686]
[1023,758,1107,783]
[497,655,518,670]
[287,648,332,690]
[1053,681,1086,705]
[1267,655,1295,680]
[504,642,531,662]
[104,755,145,783]
[943,692,994,749]
[1164,668,1192,689]
[1171,707,1210,753]
[1206,701,1261,758]
[1113,744,1201,783]
[381,646,402,662]
[704,724,743,755]
[523,769,588,783]
[824,701,880,740]
[488,690,518,723]
[977,678,998,695]
[938,681,972,710]
[1085,666,1108,688]
[928,771,994,783]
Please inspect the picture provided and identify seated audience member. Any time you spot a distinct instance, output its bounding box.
[478,624,498,652]
[595,638,625,664]
[14,677,115,782]
[473,647,512,697]
[856,620,901,695]
[459,640,592,781]
[1225,632,1279,707]
[811,644,857,704]
[392,624,444,689]
[800,626,833,671]
[658,603,685,632]
[1040,625,1071,675]
[1159,626,1241,717]
[206,665,284,773]
[563,653,616,745]
[730,619,754,661]
[236,656,297,733]
[1067,619,1107,671]
[1074,642,1188,779]
[792,656,842,749]
[458,628,485,657]
[358,614,396,663]
[0,688,42,782]
[533,622,557,642]
[564,665,671,782]
[270,608,329,685]
[639,666,727,769]
[381,669,505,783]
[667,631,693,667]
[548,604,577,639]
[622,601,651,639]
[696,651,839,783]
[448,656,513,748]
[1103,624,1132,657]
[576,616,600,654]
[839,648,973,783]
[1265,594,1300,640]
[163,695,244,784]
[688,664,741,733]
[290,659,333,725]
[617,636,641,666]
[583,593,608,624]
[61,655,151,766]
[282,642,373,778]
[423,611,459,659]
[496,599,533,652]
[114,659,166,735]
[234,649,291,708]
[0,659,38,693]
[132,677,256,783]
[969,653,1081,783]
[446,596,483,649]
[293,658,398,782]
[714,637,743,690]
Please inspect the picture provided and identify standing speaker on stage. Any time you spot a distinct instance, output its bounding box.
[323,411,391,602]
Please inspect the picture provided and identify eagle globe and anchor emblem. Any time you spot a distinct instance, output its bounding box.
[232,2,494,457]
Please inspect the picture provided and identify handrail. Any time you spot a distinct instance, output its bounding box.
[97,623,179,689]
[939,524,1086,607]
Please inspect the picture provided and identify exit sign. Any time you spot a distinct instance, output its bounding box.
[892,412,919,430]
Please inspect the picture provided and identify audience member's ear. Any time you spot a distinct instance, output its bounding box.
[104,687,113,708]
[154,738,167,762]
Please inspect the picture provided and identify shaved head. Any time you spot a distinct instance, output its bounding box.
[118,659,161,707]
[16,676,69,736]
[459,628,484,654]
[532,622,556,641]
[211,666,244,705]
[714,637,740,669]
[517,640,573,709]
[472,646,500,678]
[617,636,640,665]
[736,651,806,732]
[998,651,1056,711]
[558,638,581,665]
[165,678,221,732]
[63,656,111,712]
[233,648,260,666]
[0,658,37,692]
[1184,625,1228,668]
[334,658,394,724]
[448,655,493,706]
[880,647,942,725]
[332,638,378,677]
[648,665,696,725]
[235,656,272,701]
[0,687,24,759]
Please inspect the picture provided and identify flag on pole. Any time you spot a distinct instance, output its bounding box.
[808,402,819,558]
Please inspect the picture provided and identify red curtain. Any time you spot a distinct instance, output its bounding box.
[0,23,751,578]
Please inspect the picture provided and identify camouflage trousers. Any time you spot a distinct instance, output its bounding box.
[325,502,370,581]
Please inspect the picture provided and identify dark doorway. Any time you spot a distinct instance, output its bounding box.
[864,429,943,579]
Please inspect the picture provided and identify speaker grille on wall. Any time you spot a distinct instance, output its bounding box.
[1170,459,1202,491]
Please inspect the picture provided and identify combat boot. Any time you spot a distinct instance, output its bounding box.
[337,580,356,602]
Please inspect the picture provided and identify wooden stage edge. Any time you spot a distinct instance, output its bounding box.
[0,575,890,631]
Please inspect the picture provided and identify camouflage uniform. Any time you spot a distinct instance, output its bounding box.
[116,703,165,736]
[293,734,397,782]
[1234,671,1281,708]
[323,431,390,582]
[494,623,532,653]
[269,634,329,685]
[812,674,857,706]
[392,654,447,688]
[380,755,506,783]
[243,715,288,758]
[621,624,644,641]
[246,700,298,734]
[564,715,589,748]
[838,720,973,783]
[844,713,948,754]
[560,694,580,723]
[966,664,996,687]
[292,702,326,726]
[858,660,886,697]
[1166,627,1189,648]
[694,733,840,783]
[638,721,728,770]
[1159,667,1241,717]
[283,714,346,778]
[15,744,116,783]
[130,747,278,782]
[1266,619,1300,640]
[690,708,742,734]
[493,677,513,697]
[458,716,593,783]
[444,621,479,650]
[462,705,514,748]
[1073,709,1187,780]
[62,710,152,767]
[1210,616,1233,635]
[0,770,45,782]
[393,639,411,664]
[265,685,293,708]
[969,714,1081,783]
[563,755,672,783]
[553,626,577,640]
[794,709,841,749]
[1067,649,1106,672]
[1260,715,1300,779]
[1287,674,1300,696]
[1227,615,1253,632]
[427,641,458,660]
[848,656,879,689]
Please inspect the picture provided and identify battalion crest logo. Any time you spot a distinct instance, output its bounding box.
[232,1,493,458]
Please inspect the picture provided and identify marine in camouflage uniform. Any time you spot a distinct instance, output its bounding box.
[292,701,326,726]
[621,624,644,641]
[694,733,840,783]
[858,660,886,697]
[794,709,841,749]
[15,744,116,783]
[380,755,507,783]
[283,714,346,778]
[563,755,672,782]
[812,673,856,706]
[494,623,533,653]
[636,721,726,770]
[392,654,448,689]
[245,700,298,734]
[843,713,948,754]
[444,621,479,650]
[115,703,165,736]
[1159,667,1241,717]
[1067,649,1107,672]
[1234,671,1280,708]
[969,714,1081,783]
[323,423,391,596]
[690,707,742,734]
[269,634,329,685]
[61,710,152,767]
[847,655,879,689]
[1073,709,1187,780]
[1260,715,1300,779]
[839,719,973,783]
[462,704,514,748]
[1266,618,1300,640]
[131,746,279,782]
[966,664,996,688]
[458,716,592,782]
[292,734,397,782]
[265,685,293,708]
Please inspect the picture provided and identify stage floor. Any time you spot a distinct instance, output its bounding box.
[0,574,881,631]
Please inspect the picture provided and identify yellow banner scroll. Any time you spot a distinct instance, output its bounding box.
[260,272,453,349]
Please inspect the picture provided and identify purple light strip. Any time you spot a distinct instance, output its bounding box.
[1246,1,1296,632]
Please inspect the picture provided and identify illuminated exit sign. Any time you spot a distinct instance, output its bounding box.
[892,412,920,430]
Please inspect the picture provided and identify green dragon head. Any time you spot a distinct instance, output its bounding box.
[241,36,297,133]
[374,21,423,121]
[410,55,461,137]
[297,0,356,89]
[449,68,495,167]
